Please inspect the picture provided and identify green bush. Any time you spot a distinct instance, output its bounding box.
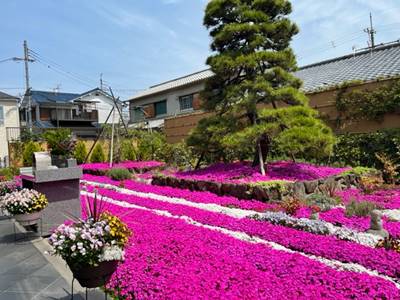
[305,193,341,212]
[90,143,106,163]
[162,142,196,169]
[23,141,42,166]
[43,129,76,157]
[107,168,132,181]
[120,139,136,161]
[341,166,381,177]
[0,167,20,181]
[130,130,167,161]
[345,200,377,217]
[74,141,87,164]
[331,129,400,168]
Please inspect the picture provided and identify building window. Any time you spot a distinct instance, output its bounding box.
[154,100,167,116]
[0,106,4,126]
[179,94,193,111]
[133,107,145,122]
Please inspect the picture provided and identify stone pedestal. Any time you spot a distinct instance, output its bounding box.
[21,167,82,235]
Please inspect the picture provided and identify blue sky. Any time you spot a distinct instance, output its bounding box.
[1,0,400,99]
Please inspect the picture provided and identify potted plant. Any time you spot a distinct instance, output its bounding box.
[0,189,48,225]
[47,192,131,288]
[43,129,77,168]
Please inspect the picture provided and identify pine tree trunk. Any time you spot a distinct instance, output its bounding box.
[257,141,266,175]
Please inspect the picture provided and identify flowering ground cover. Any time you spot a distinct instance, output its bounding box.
[296,207,400,238]
[82,194,400,299]
[337,188,400,209]
[82,174,279,212]
[82,184,400,279]
[174,161,349,183]
[80,161,165,174]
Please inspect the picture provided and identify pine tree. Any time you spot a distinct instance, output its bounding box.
[90,143,106,163]
[74,141,87,164]
[189,0,335,174]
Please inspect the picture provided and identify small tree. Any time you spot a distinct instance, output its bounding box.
[74,141,87,164]
[90,143,106,163]
[189,0,335,174]
[23,141,42,166]
[43,129,76,158]
[120,139,137,161]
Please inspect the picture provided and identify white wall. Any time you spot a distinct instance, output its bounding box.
[0,100,20,163]
[79,93,123,124]
[129,82,205,124]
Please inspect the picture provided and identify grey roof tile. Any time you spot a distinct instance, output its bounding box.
[128,42,400,101]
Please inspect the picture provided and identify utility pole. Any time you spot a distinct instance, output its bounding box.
[364,13,376,48]
[23,40,33,131]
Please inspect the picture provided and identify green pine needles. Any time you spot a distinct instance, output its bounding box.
[188,0,335,174]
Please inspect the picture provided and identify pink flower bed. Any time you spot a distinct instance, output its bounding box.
[337,188,400,209]
[82,174,278,212]
[174,161,349,183]
[305,208,400,239]
[80,161,165,172]
[85,184,400,278]
[82,195,400,299]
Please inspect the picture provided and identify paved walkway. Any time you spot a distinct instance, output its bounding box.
[0,217,105,300]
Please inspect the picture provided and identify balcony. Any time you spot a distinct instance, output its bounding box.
[50,109,98,122]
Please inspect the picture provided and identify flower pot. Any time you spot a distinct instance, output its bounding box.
[14,211,41,226]
[68,260,119,288]
[51,155,67,168]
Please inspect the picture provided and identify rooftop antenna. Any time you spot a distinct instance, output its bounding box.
[53,84,61,94]
[100,73,103,90]
[364,12,376,48]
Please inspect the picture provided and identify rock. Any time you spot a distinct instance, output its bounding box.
[231,184,250,200]
[208,182,222,195]
[367,210,389,238]
[293,182,306,199]
[304,180,318,194]
[252,185,269,202]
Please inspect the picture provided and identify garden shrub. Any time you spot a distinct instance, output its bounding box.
[281,197,301,216]
[305,193,341,212]
[163,142,196,169]
[345,200,377,217]
[43,128,76,157]
[90,143,106,163]
[23,141,42,166]
[331,129,400,168]
[130,130,167,161]
[376,236,400,253]
[74,141,87,164]
[107,168,132,181]
[375,153,399,184]
[0,167,20,181]
[120,139,136,161]
[342,166,380,177]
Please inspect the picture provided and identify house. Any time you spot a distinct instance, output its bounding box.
[128,41,400,143]
[0,91,20,165]
[19,88,122,138]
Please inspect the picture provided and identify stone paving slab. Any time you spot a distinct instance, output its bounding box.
[0,217,105,300]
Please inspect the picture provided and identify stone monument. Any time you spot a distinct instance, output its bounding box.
[367,210,389,238]
[21,152,82,235]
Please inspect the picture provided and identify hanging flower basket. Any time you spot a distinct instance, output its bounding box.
[14,211,42,226]
[68,260,119,288]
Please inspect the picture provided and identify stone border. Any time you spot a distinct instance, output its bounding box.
[151,173,362,202]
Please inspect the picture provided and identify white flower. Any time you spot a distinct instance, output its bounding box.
[99,245,124,262]
[71,245,76,252]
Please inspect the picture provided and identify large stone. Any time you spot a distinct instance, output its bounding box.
[304,180,319,194]
[367,210,389,238]
[292,182,306,199]
[251,185,269,202]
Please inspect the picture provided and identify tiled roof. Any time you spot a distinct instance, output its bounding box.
[129,69,214,101]
[295,42,400,93]
[128,42,400,101]
[0,91,18,101]
[30,90,81,104]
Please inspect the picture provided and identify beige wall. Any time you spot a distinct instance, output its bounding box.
[0,100,20,162]
[165,79,400,143]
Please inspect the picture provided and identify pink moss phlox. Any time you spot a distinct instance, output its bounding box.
[86,185,400,279]
[82,195,400,299]
[174,161,349,183]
